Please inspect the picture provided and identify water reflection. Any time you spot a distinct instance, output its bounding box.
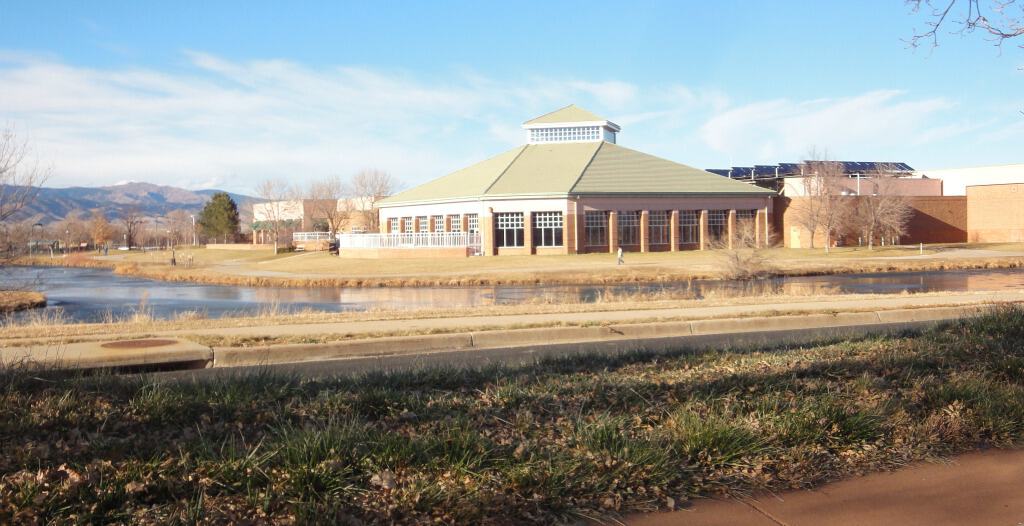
[2,265,1021,323]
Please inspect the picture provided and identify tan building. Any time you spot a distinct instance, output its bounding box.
[967,183,1024,242]
[365,105,775,257]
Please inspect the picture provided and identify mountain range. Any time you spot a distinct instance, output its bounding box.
[12,182,260,225]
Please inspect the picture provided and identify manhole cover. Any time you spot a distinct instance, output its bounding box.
[100,339,178,349]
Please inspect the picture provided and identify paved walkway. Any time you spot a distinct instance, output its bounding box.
[156,291,1024,339]
[630,448,1024,526]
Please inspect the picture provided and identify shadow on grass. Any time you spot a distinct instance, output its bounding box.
[3,307,1024,523]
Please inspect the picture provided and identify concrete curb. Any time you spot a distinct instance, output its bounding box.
[212,306,986,369]
[0,338,211,371]
[1,304,995,373]
[213,333,473,367]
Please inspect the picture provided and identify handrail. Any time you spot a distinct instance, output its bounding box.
[337,232,482,249]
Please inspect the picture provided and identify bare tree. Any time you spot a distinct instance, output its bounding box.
[54,209,87,253]
[0,127,51,225]
[89,209,112,251]
[350,169,396,233]
[166,209,192,247]
[121,207,145,249]
[791,156,855,252]
[907,0,1023,49]
[254,179,296,254]
[306,176,349,235]
[852,165,914,249]
[712,217,774,279]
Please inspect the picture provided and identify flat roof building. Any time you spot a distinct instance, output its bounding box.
[370,105,775,257]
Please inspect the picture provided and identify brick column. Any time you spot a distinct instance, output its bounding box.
[576,211,586,254]
[481,212,494,256]
[762,206,771,247]
[669,210,679,252]
[639,210,650,253]
[399,218,406,234]
[727,210,737,250]
[608,211,619,254]
[565,212,577,255]
[428,216,437,233]
[461,214,470,233]
[444,216,452,233]
[699,210,709,251]
[523,211,534,254]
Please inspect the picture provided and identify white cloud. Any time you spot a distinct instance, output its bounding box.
[698,90,958,162]
[0,52,1003,193]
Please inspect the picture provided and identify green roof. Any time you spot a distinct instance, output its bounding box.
[379,142,773,206]
[523,104,607,125]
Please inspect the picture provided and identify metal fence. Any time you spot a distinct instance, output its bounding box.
[337,232,482,250]
[293,232,335,241]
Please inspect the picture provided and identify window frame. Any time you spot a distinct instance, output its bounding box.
[532,211,564,248]
[495,212,525,248]
[584,211,608,247]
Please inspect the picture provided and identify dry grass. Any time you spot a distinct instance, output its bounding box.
[0,287,972,344]
[16,244,1024,289]
[0,291,45,313]
[3,308,1024,523]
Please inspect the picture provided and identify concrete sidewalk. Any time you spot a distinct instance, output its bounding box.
[629,448,1024,526]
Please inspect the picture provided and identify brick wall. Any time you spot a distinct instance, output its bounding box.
[780,195,967,248]
[967,184,1024,242]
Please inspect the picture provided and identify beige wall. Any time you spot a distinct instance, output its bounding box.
[782,176,942,198]
[967,184,1024,242]
[919,164,1024,196]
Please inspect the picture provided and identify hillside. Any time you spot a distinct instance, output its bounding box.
[10,182,259,224]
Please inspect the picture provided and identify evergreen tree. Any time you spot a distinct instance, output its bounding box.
[198,192,240,243]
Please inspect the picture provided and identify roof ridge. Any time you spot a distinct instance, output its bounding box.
[568,141,606,193]
[481,144,529,195]
[522,104,577,125]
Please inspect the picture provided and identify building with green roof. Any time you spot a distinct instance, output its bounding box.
[365,105,776,257]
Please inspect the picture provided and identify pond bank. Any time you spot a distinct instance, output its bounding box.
[0,290,46,313]
[15,252,1024,289]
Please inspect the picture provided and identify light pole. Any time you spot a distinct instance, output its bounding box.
[31,223,42,256]
[190,214,197,246]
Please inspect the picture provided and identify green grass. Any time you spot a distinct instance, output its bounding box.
[4,307,1024,523]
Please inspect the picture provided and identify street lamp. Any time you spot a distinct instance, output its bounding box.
[190,214,197,246]
[31,223,42,256]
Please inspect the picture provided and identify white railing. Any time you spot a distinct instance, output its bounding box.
[337,232,482,250]
[293,232,335,241]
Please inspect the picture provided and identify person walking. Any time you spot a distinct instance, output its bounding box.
[616,246,624,265]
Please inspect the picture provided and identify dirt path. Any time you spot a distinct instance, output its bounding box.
[630,448,1024,526]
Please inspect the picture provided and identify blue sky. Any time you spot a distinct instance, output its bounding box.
[1,1,1021,194]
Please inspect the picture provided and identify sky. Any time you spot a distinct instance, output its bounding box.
[1,1,1022,194]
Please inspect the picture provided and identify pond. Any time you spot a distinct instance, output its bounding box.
[3,265,1024,323]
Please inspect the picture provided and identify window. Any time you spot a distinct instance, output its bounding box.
[533,212,563,247]
[529,126,601,143]
[466,214,479,234]
[708,210,728,241]
[448,214,462,233]
[416,216,429,233]
[495,212,524,247]
[736,209,758,243]
[432,215,444,232]
[402,217,413,234]
[680,211,699,244]
[389,218,400,233]
[649,211,669,245]
[585,211,608,247]
[618,211,641,245]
